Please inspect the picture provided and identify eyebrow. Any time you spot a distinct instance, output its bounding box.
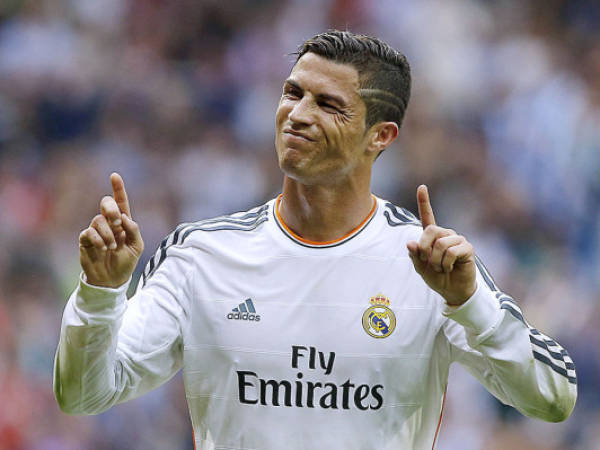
[284,79,348,108]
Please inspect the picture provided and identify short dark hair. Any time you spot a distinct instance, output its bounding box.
[294,30,411,130]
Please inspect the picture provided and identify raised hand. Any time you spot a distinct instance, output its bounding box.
[79,173,144,288]
[406,185,476,306]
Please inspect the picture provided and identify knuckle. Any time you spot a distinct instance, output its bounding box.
[103,195,118,208]
[99,216,111,227]
[88,230,100,240]
[80,229,99,246]
[434,239,445,250]
[91,214,104,225]
[91,222,105,234]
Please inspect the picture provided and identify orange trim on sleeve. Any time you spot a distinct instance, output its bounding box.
[275,194,377,246]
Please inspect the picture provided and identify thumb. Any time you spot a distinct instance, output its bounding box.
[121,213,144,254]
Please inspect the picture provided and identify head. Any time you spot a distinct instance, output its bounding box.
[275,30,411,186]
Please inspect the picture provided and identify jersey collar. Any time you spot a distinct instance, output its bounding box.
[274,194,378,249]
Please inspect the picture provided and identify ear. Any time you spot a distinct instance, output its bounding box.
[365,121,399,157]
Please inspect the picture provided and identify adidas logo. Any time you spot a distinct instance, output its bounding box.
[227,298,260,322]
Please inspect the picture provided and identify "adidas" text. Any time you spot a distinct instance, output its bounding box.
[227,298,261,322]
[227,312,261,321]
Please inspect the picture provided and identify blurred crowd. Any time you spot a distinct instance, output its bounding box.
[0,0,598,449]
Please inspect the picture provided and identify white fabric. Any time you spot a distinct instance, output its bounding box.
[54,197,577,450]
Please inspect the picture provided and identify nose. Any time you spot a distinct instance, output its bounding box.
[288,96,315,126]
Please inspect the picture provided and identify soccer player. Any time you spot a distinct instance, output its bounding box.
[54,31,577,449]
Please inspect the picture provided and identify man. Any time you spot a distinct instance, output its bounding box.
[54,31,577,449]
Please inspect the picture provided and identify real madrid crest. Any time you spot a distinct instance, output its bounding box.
[362,294,396,338]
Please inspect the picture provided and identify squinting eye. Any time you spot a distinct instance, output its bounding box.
[321,103,340,113]
[284,89,301,99]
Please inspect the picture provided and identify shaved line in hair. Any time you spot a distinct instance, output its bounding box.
[358,88,407,112]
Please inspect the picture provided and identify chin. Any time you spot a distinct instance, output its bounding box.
[278,144,305,168]
[279,156,305,178]
[277,155,312,183]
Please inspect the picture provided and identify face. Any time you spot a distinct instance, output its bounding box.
[275,53,372,185]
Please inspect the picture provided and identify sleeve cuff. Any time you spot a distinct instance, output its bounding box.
[76,272,131,312]
[442,282,503,339]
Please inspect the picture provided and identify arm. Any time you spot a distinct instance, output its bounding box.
[442,266,577,421]
[407,185,577,421]
[53,173,190,415]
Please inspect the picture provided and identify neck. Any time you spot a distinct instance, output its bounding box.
[278,176,374,243]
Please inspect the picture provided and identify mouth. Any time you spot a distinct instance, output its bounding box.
[283,129,315,142]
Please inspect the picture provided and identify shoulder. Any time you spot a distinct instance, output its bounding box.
[141,200,272,285]
[380,199,421,227]
[174,201,271,245]
[376,198,423,240]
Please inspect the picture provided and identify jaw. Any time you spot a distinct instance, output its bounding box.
[279,151,367,188]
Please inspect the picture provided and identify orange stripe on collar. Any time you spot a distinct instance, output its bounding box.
[275,194,377,247]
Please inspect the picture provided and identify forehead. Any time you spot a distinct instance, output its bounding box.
[288,53,361,101]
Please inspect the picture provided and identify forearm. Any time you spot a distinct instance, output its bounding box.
[54,275,129,415]
[445,284,577,422]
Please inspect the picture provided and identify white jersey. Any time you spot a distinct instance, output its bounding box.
[54,196,577,450]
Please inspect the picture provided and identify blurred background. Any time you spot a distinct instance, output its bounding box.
[0,0,598,448]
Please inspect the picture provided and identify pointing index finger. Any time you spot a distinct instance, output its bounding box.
[110,172,132,218]
[417,184,436,228]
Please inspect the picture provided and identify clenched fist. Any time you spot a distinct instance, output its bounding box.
[79,173,144,288]
[407,185,477,306]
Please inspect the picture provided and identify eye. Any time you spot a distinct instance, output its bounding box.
[283,87,302,99]
[320,102,341,113]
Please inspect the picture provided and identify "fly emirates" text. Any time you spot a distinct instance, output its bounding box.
[237,345,384,410]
